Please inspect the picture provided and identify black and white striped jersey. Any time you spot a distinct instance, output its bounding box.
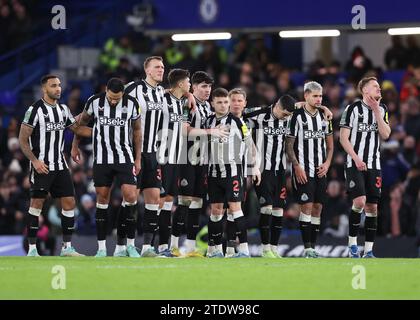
[22,99,75,171]
[125,79,165,153]
[244,105,289,172]
[205,112,251,178]
[157,92,188,165]
[185,96,213,165]
[287,107,333,178]
[84,92,140,165]
[340,100,389,170]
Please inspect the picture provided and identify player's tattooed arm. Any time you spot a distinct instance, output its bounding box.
[285,136,299,167]
[71,111,92,163]
[70,114,92,138]
[132,118,142,175]
[19,124,49,174]
[19,124,36,162]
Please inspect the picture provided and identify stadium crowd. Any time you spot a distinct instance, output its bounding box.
[0,33,419,254]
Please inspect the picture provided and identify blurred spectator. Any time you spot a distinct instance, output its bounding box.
[406,36,420,66]
[345,46,373,84]
[7,1,32,50]
[384,36,407,70]
[99,35,133,72]
[76,194,96,235]
[322,180,349,237]
[381,140,411,190]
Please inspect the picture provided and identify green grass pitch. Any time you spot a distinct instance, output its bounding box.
[1,257,419,299]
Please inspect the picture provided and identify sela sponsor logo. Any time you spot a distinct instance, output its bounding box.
[358,123,378,132]
[169,113,184,122]
[210,136,229,143]
[46,121,66,131]
[147,101,163,111]
[263,126,287,136]
[303,130,325,139]
[99,116,127,126]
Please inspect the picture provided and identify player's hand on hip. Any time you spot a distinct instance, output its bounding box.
[71,146,82,164]
[134,159,141,176]
[33,159,49,174]
[294,164,307,184]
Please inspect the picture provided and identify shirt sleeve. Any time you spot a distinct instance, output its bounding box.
[131,98,141,120]
[382,104,389,124]
[22,106,38,128]
[63,105,76,128]
[339,104,354,128]
[286,112,299,138]
[326,120,333,135]
[84,96,94,115]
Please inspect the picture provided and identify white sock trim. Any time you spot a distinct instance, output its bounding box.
[210,214,223,222]
[352,205,363,213]
[62,210,75,218]
[260,206,272,215]
[162,201,173,211]
[227,213,234,222]
[29,207,42,217]
[299,212,311,222]
[121,201,127,207]
[145,204,159,211]
[311,216,321,225]
[348,236,357,246]
[272,208,283,217]
[125,201,137,207]
[365,212,377,217]
[96,203,109,209]
[178,196,191,206]
[232,210,244,220]
[190,199,203,209]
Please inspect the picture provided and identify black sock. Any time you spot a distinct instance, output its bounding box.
[310,223,320,249]
[349,208,362,237]
[209,217,223,246]
[126,204,138,241]
[61,215,75,243]
[27,213,39,245]
[299,219,312,249]
[143,206,158,245]
[226,218,236,244]
[270,216,283,246]
[365,215,377,243]
[96,207,108,241]
[259,213,270,245]
[234,215,247,243]
[158,210,171,246]
[117,205,128,245]
[186,208,201,240]
[172,205,188,237]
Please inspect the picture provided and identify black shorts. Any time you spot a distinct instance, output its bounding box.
[345,168,382,204]
[93,163,137,187]
[255,169,287,208]
[292,173,327,205]
[137,152,162,190]
[178,164,208,198]
[30,168,75,199]
[208,176,244,204]
[161,164,180,197]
